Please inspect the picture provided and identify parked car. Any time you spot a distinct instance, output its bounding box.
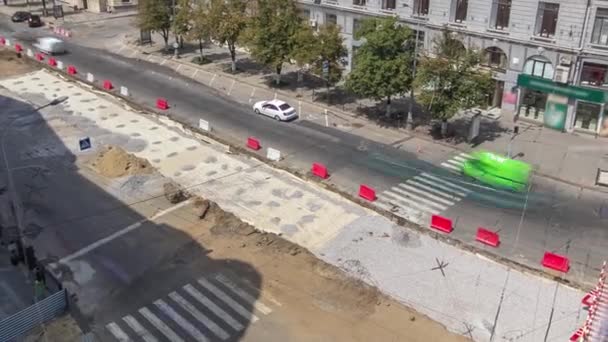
[28,15,43,27]
[33,37,66,55]
[253,100,298,121]
[11,11,31,22]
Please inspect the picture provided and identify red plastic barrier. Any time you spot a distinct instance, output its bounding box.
[541,252,570,273]
[475,227,500,247]
[35,53,44,61]
[582,290,597,306]
[358,184,376,201]
[311,163,328,179]
[103,80,113,90]
[156,98,169,110]
[247,137,261,150]
[48,58,57,67]
[67,65,77,75]
[570,328,582,342]
[0,37,5,45]
[430,215,453,233]
[14,44,22,53]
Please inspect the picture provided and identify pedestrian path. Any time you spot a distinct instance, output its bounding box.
[376,153,473,224]
[105,273,275,342]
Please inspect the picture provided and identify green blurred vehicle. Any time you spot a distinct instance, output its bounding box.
[461,151,532,192]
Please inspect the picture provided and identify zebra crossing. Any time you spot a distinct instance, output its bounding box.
[376,153,474,224]
[105,273,276,342]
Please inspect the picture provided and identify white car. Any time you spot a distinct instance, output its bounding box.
[253,100,298,121]
[33,37,66,55]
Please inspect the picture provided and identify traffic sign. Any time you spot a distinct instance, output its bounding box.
[79,137,91,151]
[322,60,329,78]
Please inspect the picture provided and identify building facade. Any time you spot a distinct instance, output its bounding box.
[296,0,608,136]
[67,0,136,13]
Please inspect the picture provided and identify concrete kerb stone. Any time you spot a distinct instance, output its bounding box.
[59,62,590,292]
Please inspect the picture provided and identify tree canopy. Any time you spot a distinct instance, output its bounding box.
[137,0,172,48]
[207,0,249,73]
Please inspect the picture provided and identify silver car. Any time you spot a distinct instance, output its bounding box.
[253,100,298,121]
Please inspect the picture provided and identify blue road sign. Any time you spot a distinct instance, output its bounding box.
[79,137,91,151]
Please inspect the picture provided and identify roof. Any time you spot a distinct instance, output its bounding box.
[266,99,290,107]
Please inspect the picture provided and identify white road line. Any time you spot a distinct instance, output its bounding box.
[420,173,471,194]
[389,186,448,211]
[453,155,470,162]
[139,307,185,342]
[406,179,462,202]
[160,58,167,65]
[397,183,455,206]
[169,292,230,340]
[123,315,159,342]
[441,162,462,171]
[183,284,247,329]
[192,69,199,78]
[381,191,434,214]
[214,274,272,315]
[106,322,132,342]
[58,200,192,263]
[413,177,468,197]
[154,299,208,342]
[175,64,182,72]
[459,152,473,159]
[445,159,465,167]
[197,278,259,322]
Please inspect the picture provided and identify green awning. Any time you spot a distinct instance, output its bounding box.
[517,74,607,103]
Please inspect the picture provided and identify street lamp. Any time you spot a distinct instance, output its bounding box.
[1,96,68,271]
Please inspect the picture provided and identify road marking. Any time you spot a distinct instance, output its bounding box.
[160,58,166,66]
[227,80,235,96]
[154,299,208,342]
[397,183,455,206]
[106,322,132,342]
[115,45,125,54]
[58,200,192,264]
[214,274,272,315]
[129,49,138,58]
[175,64,182,72]
[169,292,230,340]
[413,176,468,197]
[406,179,462,201]
[441,162,462,171]
[139,307,184,342]
[419,173,471,194]
[183,284,246,330]
[197,278,259,322]
[324,109,329,127]
[192,69,199,78]
[123,315,159,342]
[273,92,277,100]
[382,190,440,213]
[388,186,448,211]
[209,74,217,86]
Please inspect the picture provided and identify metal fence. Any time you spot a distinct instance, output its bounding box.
[0,289,68,342]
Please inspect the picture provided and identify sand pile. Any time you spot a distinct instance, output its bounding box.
[90,146,153,178]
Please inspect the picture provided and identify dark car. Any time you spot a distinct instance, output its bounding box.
[28,15,43,27]
[11,11,31,22]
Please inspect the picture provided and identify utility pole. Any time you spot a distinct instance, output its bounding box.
[406,23,420,130]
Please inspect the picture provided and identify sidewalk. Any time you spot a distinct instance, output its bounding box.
[116,31,608,191]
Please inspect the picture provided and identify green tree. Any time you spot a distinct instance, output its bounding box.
[137,0,172,49]
[172,0,191,48]
[187,2,211,61]
[244,0,301,85]
[414,28,493,135]
[345,17,415,117]
[290,24,319,95]
[207,0,249,73]
[310,24,348,86]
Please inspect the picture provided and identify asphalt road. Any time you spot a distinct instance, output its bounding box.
[1,17,606,286]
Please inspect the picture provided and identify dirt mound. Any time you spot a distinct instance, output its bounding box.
[0,50,38,77]
[90,146,153,178]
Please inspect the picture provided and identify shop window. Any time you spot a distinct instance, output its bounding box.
[451,0,468,23]
[413,0,429,16]
[382,0,396,10]
[580,63,608,87]
[591,8,608,45]
[482,47,507,70]
[535,2,559,38]
[353,0,365,5]
[325,13,337,26]
[491,0,512,30]
[574,101,601,132]
[519,89,547,121]
[523,56,554,79]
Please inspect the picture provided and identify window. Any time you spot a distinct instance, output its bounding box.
[535,2,559,38]
[482,47,507,69]
[299,9,310,21]
[353,0,365,6]
[412,30,425,49]
[523,56,554,79]
[382,0,396,10]
[452,0,468,23]
[491,0,512,30]
[574,101,601,131]
[279,103,292,111]
[413,0,429,16]
[353,18,363,35]
[325,13,337,26]
[351,46,360,69]
[592,8,608,45]
[580,63,608,87]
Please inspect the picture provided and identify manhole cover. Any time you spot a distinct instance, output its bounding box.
[597,169,608,187]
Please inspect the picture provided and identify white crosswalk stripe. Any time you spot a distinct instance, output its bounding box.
[105,273,273,342]
[376,153,475,224]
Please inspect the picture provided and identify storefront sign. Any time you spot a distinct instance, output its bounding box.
[544,94,568,131]
[517,74,607,103]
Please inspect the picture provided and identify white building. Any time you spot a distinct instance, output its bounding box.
[297,0,608,135]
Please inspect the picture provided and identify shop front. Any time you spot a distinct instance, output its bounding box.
[516,74,608,136]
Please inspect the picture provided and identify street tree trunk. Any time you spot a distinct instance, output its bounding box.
[228,43,237,73]
[296,69,303,97]
[161,29,170,51]
[198,39,204,60]
[275,64,282,85]
[385,95,392,118]
[441,119,448,136]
